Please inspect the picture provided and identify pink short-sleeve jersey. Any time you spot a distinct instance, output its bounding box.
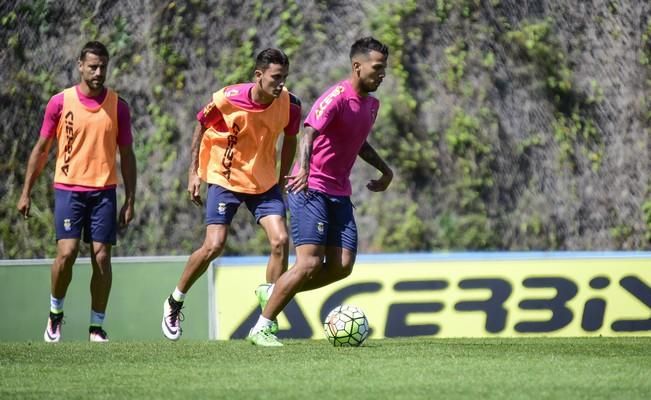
[297,79,380,196]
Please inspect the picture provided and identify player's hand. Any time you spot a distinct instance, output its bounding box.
[188,173,203,206]
[366,170,393,192]
[17,193,31,219]
[285,168,309,193]
[119,201,134,229]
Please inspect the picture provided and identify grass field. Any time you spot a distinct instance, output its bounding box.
[1,338,649,399]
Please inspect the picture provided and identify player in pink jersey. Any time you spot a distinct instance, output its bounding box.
[17,41,137,343]
[248,37,393,346]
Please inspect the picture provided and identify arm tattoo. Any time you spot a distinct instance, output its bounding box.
[300,137,313,170]
[299,127,317,170]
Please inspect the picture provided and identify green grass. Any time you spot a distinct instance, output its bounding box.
[1,338,649,399]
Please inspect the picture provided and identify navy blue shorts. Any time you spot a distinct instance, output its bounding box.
[287,189,357,252]
[54,188,117,244]
[205,184,286,225]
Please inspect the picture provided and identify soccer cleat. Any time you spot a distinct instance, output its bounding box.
[247,328,283,347]
[89,326,109,342]
[44,312,64,343]
[255,284,272,310]
[161,295,184,341]
[255,284,279,334]
[269,320,279,335]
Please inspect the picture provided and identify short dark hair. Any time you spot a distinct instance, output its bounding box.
[349,37,389,60]
[80,41,109,61]
[255,48,289,71]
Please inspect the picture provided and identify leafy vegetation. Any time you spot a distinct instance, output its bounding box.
[1,0,649,257]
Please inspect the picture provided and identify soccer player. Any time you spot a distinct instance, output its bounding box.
[248,37,393,346]
[161,48,301,341]
[17,41,137,343]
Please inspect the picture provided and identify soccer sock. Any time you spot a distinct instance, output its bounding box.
[50,295,64,314]
[252,315,274,334]
[172,287,186,303]
[90,310,105,327]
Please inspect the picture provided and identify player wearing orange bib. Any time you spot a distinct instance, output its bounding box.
[17,41,137,343]
[161,48,301,340]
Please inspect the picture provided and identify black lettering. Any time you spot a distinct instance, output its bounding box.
[227,135,237,150]
[320,282,382,321]
[386,303,444,337]
[611,276,651,332]
[581,277,609,332]
[582,299,607,331]
[385,280,447,337]
[515,277,577,333]
[221,156,233,180]
[221,123,240,180]
[230,299,312,339]
[61,110,75,175]
[455,278,511,333]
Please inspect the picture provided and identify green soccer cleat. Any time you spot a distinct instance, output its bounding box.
[255,284,279,334]
[255,283,272,310]
[248,328,283,347]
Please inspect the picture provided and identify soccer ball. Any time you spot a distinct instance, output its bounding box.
[323,305,369,347]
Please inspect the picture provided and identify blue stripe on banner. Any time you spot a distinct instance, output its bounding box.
[2,251,650,268]
[212,251,651,267]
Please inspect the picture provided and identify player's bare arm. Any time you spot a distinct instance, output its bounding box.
[278,134,297,188]
[188,122,207,206]
[358,140,393,192]
[285,125,319,193]
[118,143,137,228]
[17,135,55,218]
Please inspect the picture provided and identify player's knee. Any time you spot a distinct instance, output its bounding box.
[203,245,223,260]
[201,228,227,259]
[306,256,325,278]
[93,250,111,268]
[56,245,79,266]
[202,240,225,260]
[269,233,289,255]
[294,256,322,280]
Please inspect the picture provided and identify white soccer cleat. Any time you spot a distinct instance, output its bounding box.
[89,326,109,342]
[161,296,184,341]
[44,312,64,343]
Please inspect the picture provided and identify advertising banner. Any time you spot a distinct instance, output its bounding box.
[211,253,651,339]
